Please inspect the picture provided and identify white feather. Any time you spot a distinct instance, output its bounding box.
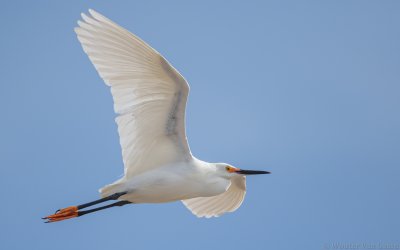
[182,176,246,218]
[75,9,192,181]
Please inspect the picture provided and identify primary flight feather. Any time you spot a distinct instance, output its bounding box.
[43,9,270,222]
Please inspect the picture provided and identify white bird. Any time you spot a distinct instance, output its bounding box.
[43,9,270,223]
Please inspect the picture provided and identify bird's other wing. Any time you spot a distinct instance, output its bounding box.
[182,176,246,218]
[75,9,192,178]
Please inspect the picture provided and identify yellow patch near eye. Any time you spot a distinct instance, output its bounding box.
[226,166,236,173]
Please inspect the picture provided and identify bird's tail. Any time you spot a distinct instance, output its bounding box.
[99,179,124,198]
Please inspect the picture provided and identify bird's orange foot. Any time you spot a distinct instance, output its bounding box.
[43,206,79,223]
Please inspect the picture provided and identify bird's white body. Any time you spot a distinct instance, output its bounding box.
[70,9,266,218]
[110,159,230,204]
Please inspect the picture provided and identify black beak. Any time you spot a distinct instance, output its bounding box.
[236,169,271,175]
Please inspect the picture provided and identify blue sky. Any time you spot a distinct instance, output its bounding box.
[1,1,399,249]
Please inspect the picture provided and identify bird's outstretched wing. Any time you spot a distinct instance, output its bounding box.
[75,9,192,178]
[182,176,246,218]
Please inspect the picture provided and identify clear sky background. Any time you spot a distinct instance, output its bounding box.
[1,1,399,249]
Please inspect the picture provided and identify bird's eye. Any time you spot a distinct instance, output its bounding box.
[225,166,230,171]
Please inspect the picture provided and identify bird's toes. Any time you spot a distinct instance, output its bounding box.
[42,206,78,223]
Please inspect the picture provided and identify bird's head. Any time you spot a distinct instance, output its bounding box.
[214,163,270,179]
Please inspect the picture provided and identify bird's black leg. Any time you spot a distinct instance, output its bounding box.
[77,201,132,217]
[76,192,127,210]
[43,192,130,223]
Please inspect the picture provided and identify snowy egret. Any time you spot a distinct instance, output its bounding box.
[43,9,270,223]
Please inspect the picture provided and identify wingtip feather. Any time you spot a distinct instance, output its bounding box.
[81,12,92,23]
[88,9,97,16]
